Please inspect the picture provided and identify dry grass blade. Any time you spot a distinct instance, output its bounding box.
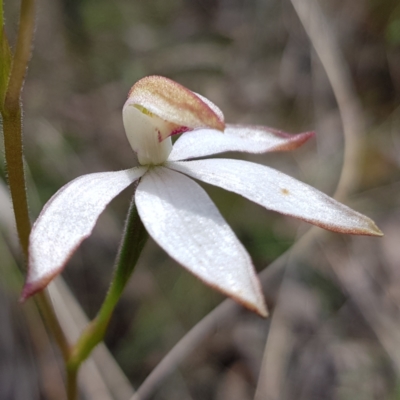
[48,278,135,400]
[254,0,368,398]
[325,244,400,374]
[289,0,365,202]
[129,300,240,400]
[130,232,323,400]
[0,171,134,399]
[0,234,66,400]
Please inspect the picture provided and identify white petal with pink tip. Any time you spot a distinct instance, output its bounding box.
[168,125,314,161]
[167,159,382,236]
[23,167,148,299]
[135,167,267,317]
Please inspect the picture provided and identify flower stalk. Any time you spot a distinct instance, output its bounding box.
[66,195,148,396]
[1,0,70,378]
[1,0,36,255]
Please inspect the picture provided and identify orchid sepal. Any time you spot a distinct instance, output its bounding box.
[167,159,383,237]
[169,124,315,161]
[135,166,268,317]
[21,167,148,300]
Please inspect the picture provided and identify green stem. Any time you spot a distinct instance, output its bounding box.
[0,6,12,106]
[67,196,148,385]
[2,114,31,253]
[4,0,35,112]
[1,0,70,375]
[2,0,35,256]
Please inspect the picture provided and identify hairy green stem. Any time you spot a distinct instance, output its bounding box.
[0,9,12,105]
[2,0,36,255]
[66,196,148,397]
[1,0,70,376]
[4,0,35,111]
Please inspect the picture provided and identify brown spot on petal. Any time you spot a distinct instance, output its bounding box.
[281,188,290,195]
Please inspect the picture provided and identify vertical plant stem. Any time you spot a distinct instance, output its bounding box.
[2,0,36,256]
[4,0,35,110]
[1,0,70,374]
[67,368,78,400]
[66,196,148,396]
[2,115,30,252]
[0,4,12,105]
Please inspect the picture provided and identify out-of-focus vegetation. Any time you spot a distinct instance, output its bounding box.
[1,0,399,399]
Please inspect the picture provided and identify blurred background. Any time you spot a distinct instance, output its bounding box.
[1,0,399,399]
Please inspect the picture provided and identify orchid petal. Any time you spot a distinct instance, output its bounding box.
[22,167,148,300]
[193,92,225,124]
[135,167,267,316]
[167,159,383,236]
[168,125,314,161]
[127,76,225,141]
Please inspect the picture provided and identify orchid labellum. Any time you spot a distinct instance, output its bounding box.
[23,76,382,317]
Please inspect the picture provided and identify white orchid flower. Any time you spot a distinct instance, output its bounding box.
[23,76,382,316]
